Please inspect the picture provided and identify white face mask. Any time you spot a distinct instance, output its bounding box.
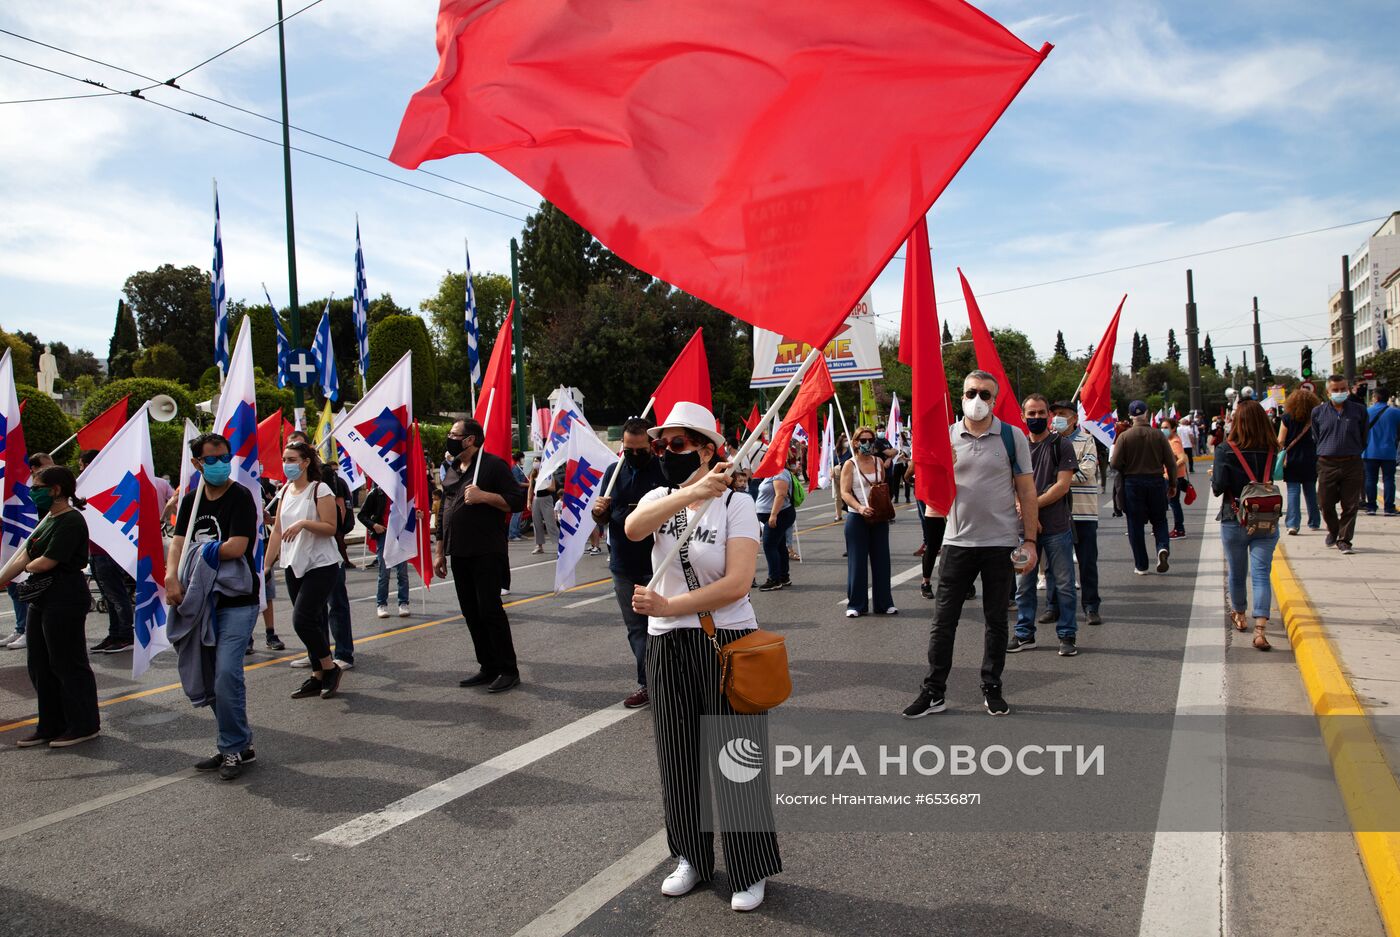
[1051,416,1070,433]
[963,394,991,422]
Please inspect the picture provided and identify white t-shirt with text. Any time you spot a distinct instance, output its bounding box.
[640,487,761,636]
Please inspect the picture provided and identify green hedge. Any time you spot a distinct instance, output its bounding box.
[150,420,187,480]
[419,423,448,465]
[81,378,198,424]
[16,385,72,455]
[366,315,438,417]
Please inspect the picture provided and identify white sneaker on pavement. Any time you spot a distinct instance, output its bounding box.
[0,631,21,647]
[661,858,699,897]
[376,605,389,619]
[398,603,411,617]
[731,879,766,912]
[333,658,353,670]
[290,657,312,668]
[6,632,26,649]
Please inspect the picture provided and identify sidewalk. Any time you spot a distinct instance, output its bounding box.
[1274,512,1400,936]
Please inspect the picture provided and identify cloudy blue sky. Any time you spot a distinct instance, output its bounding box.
[1,0,1396,377]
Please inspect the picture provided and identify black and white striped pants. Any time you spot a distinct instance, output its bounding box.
[647,626,782,892]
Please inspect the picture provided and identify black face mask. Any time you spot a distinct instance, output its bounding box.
[623,449,653,470]
[1025,417,1048,435]
[660,449,702,486]
[444,437,465,459]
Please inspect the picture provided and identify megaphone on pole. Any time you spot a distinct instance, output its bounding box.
[147,394,179,422]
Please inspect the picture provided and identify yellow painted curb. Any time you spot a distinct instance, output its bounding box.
[1273,545,1400,937]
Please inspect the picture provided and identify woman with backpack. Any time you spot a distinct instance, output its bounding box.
[1211,400,1281,651]
[1277,387,1321,535]
[753,452,795,591]
[840,425,896,618]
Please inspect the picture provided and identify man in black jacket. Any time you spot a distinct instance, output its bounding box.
[435,418,527,692]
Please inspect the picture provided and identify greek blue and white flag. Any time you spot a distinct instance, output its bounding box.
[353,222,370,379]
[464,241,481,389]
[265,283,290,389]
[313,298,339,402]
[211,188,229,375]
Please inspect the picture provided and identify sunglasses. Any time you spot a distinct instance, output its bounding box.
[856,437,874,445]
[963,389,993,401]
[622,446,651,456]
[651,435,694,453]
[200,453,233,466]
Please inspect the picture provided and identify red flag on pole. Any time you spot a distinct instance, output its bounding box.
[389,1,1051,349]
[743,403,761,434]
[1078,295,1126,421]
[959,269,1027,432]
[407,421,433,590]
[753,358,836,478]
[76,395,130,451]
[803,411,820,491]
[472,303,514,460]
[902,219,957,514]
[651,328,711,422]
[257,411,285,482]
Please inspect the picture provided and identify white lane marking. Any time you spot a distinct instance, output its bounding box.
[1136,494,1227,937]
[0,768,196,844]
[510,829,669,937]
[563,593,612,609]
[834,563,923,605]
[314,704,639,848]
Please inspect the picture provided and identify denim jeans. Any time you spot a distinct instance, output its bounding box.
[508,511,523,539]
[89,552,134,641]
[1045,520,1100,615]
[1363,459,1397,512]
[328,562,354,664]
[611,571,648,687]
[1123,475,1170,571]
[1016,528,1077,639]
[761,507,796,583]
[844,512,892,613]
[375,536,410,607]
[1219,521,1279,620]
[211,603,259,754]
[1168,487,1185,534]
[1285,481,1320,531]
[7,582,28,635]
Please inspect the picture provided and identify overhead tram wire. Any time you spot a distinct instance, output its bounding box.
[0,26,538,212]
[0,52,529,222]
[166,0,327,83]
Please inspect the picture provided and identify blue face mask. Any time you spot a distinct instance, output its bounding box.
[1161,428,1172,438]
[283,462,304,482]
[1051,416,1070,433]
[1330,392,1349,404]
[202,461,232,486]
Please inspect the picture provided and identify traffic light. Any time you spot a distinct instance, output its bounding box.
[1300,345,1313,379]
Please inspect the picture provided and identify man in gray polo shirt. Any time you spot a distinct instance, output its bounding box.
[903,370,1039,719]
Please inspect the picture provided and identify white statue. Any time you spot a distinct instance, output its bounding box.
[37,344,58,397]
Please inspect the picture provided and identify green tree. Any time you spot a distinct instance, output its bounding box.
[81,378,199,424]
[230,301,279,378]
[518,201,595,330]
[1042,354,1087,404]
[1201,334,1215,370]
[941,320,953,345]
[1053,330,1069,361]
[987,328,1042,404]
[123,264,214,386]
[1367,348,1400,388]
[16,386,71,455]
[1139,333,1152,367]
[366,314,439,417]
[108,298,140,380]
[292,292,411,402]
[73,374,98,399]
[421,270,513,410]
[134,343,185,380]
[0,329,36,384]
[1166,328,1180,364]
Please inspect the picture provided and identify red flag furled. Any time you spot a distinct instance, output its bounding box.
[258,412,285,482]
[753,358,836,478]
[803,411,820,491]
[959,269,1027,432]
[76,395,130,451]
[901,219,957,514]
[651,328,711,422]
[1078,295,1126,423]
[472,302,514,460]
[407,421,433,589]
[390,1,1051,349]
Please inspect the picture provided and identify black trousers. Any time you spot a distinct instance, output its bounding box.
[922,545,1015,696]
[919,513,948,580]
[27,578,99,739]
[451,553,518,677]
[647,627,782,892]
[889,463,908,502]
[285,563,338,665]
[1317,456,1364,544]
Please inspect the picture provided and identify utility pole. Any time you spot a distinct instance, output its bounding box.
[1341,255,1357,384]
[510,238,527,450]
[1185,269,1202,415]
[1252,296,1264,391]
[276,0,304,419]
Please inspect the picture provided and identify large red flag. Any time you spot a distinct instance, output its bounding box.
[390,1,1050,349]
[753,358,836,478]
[472,303,514,460]
[1078,295,1126,422]
[901,219,957,514]
[407,421,433,589]
[651,328,711,422]
[959,269,1027,432]
[257,411,285,482]
[76,395,130,451]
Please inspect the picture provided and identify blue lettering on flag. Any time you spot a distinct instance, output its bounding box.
[100,472,143,541]
[133,554,166,646]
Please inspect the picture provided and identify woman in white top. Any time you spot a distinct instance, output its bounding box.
[840,425,896,617]
[626,401,781,913]
[263,442,344,700]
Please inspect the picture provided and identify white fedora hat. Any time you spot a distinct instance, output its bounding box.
[650,401,726,449]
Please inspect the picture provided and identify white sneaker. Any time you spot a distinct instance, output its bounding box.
[7,632,26,649]
[0,631,21,647]
[376,605,389,619]
[398,603,411,617]
[333,658,353,670]
[500,588,511,596]
[844,609,860,619]
[661,858,699,897]
[731,879,766,912]
[883,607,899,615]
[290,657,313,668]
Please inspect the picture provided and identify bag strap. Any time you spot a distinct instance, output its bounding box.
[999,421,1023,475]
[1369,406,1388,431]
[1283,419,1311,453]
[1228,441,1276,484]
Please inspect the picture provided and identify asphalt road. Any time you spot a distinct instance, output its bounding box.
[0,492,1384,937]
